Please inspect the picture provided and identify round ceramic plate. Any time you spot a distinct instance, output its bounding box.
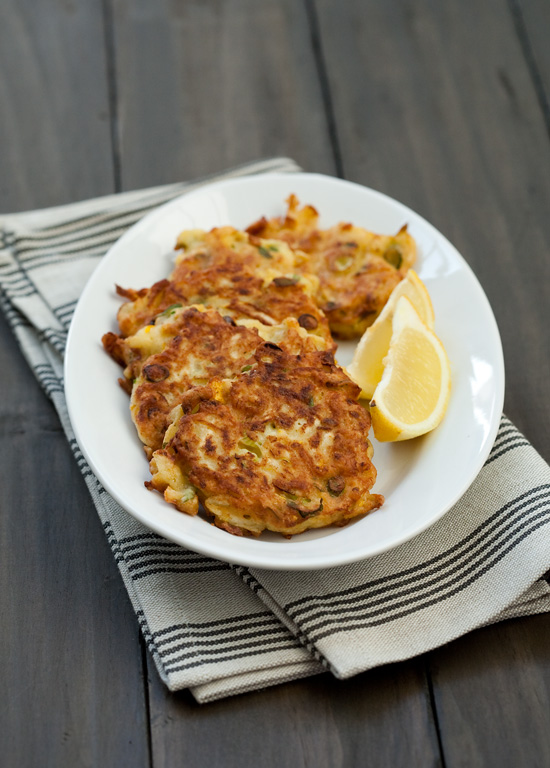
[64,173,504,570]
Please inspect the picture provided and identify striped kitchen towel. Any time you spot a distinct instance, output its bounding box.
[1,158,550,704]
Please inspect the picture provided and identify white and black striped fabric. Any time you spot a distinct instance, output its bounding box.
[1,158,550,704]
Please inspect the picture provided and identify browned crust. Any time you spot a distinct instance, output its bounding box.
[116,279,188,337]
[148,344,384,536]
[112,227,332,344]
[131,307,265,452]
[246,195,416,338]
[101,331,128,367]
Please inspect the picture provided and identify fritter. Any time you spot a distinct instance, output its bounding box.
[127,307,328,455]
[103,290,332,389]
[246,195,416,338]
[147,343,384,536]
[114,226,331,344]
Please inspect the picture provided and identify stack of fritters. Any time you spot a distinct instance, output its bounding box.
[103,205,414,536]
[114,227,331,342]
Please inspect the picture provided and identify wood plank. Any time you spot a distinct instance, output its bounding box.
[314,0,550,460]
[107,0,440,763]
[0,1,150,764]
[109,0,336,189]
[147,661,440,768]
[0,313,150,766]
[430,615,550,767]
[0,0,114,211]
[312,0,550,765]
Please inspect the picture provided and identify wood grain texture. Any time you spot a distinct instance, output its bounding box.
[108,0,336,189]
[0,0,114,211]
[313,0,550,460]
[147,661,440,768]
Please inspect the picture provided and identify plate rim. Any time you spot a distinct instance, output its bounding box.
[64,172,505,570]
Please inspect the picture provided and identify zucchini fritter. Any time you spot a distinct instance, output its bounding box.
[246,195,416,338]
[126,307,328,455]
[147,343,383,536]
[114,226,331,344]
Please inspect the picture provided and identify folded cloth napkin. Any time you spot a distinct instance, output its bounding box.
[1,158,550,704]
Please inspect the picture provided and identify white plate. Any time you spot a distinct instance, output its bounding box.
[65,173,504,570]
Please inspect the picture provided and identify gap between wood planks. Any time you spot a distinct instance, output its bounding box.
[101,0,123,193]
[304,0,345,178]
[508,0,550,142]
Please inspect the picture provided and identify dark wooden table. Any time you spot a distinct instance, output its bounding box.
[2,1,550,765]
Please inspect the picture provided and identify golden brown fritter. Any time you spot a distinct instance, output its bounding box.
[114,226,331,344]
[173,226,296,277]
[128,307,328,455]
[247,195,416,338]
[103,290,332,390]
[147,343,384,536]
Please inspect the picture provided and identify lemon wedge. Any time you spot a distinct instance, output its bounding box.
[369,296,451,442]
[347,269,435,399]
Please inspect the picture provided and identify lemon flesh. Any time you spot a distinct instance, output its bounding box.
[347,270,434,399]
[369,297,451,442]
